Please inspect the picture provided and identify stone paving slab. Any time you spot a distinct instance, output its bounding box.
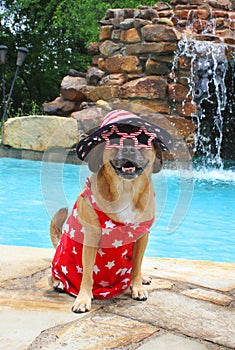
[0,245,234,350]
[181,288,234,306]
[28,313,159,350]
[106,291,235,349]
[0,245,54,282]
[0,306,80,350]
[137,333,210,350]
[142,257,235,292]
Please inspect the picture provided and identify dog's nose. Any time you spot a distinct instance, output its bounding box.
[123,139,136,153]
[123,145,136,154]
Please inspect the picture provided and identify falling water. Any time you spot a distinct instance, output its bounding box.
[176,38,228,167]
[172,10,235,168]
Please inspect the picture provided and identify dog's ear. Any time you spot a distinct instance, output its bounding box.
[152,142,163,173]
[87,143,105,173]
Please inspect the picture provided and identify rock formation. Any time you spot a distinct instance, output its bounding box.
[42,0,235,158]
[3,0,234,156]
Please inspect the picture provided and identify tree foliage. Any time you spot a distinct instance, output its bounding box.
[0,0,169,117]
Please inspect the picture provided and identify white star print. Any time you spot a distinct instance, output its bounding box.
[64,223,69,233]
[72,247,77,254]
[76,265,83,274]
[99,291,110,298]
[102,228,111,235]
[99,280,109,287]
[131,224,140,230]
[116,268,128,276]
[105,220,116,229]
[93,265,100,274]
[122,284,128,290]
[121,278,130,284]
[73,208,78,218]
[122,249,128,256]
[105,260,115,269]
[70,228,75,238]
[112,239,123,248]
[61,265,68,275]
[128,232,134,238]
[98,249,105,257]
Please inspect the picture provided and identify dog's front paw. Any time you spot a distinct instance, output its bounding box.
[72,292,92,313]
[131,283,148,301]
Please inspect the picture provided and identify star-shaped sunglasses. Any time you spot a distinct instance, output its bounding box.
[101,123,158,150]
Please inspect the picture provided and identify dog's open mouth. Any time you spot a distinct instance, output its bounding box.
[110,160,148,179]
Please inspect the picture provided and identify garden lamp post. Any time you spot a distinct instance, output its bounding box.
[0,45,8,114]
[2,46,29,122]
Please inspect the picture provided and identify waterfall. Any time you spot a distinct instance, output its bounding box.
[178,39,228,166]
[172,12,235,167]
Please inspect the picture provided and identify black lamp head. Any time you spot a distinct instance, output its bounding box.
[16,47,29,66]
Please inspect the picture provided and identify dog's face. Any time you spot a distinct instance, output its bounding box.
[87,132,162,179]
[109,140,151,180]
[103,140,161,180]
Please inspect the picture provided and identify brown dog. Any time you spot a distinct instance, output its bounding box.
[50,110,172,313]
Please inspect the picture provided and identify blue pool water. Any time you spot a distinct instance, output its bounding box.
[0,157,234,262]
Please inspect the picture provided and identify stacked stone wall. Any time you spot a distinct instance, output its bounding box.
[43,0,235,154]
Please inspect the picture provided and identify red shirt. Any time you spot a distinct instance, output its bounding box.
[51,179,154,299]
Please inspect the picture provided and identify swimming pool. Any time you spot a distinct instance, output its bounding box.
[0,157,234,262]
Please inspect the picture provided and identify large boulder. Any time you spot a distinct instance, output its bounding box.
[2,115,79,151]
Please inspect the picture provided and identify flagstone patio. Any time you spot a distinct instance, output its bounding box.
[0,245,234,350]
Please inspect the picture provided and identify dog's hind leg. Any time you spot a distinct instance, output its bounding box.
[49,208,68,293]
[141,275,152,285]
[48,275,65,293]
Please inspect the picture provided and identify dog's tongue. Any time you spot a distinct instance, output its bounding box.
[122,166,136,173]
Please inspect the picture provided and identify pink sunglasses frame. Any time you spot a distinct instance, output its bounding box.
[101,124,157,150]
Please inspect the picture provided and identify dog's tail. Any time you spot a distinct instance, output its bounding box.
[50,208,68,248]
